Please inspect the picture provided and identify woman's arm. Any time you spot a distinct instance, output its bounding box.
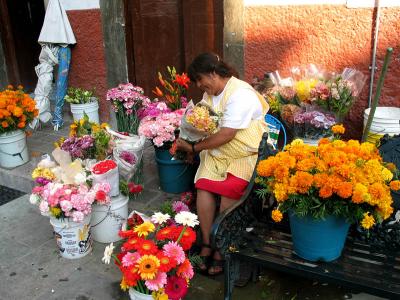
[176,127,238,153]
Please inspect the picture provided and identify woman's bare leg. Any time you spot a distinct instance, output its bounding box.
[209,196,237,274]
[196,189,216,256]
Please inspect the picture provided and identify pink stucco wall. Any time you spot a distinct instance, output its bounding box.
[244,5,400,139]
[66,10,110,122]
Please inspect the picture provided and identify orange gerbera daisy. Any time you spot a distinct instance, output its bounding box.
[136,255,160,280]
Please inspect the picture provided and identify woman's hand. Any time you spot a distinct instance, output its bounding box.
[176,138,192,153]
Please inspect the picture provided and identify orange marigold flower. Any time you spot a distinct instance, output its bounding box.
[390,180,400,191]
[17,121,25,128]
[331,124,345,135]
[361,212,375,230]
[1,120,9,128]
[335,181,353,199]
[271,209,283,222]
[257,159,274,177]
[318,137,331,145]
[319,185,333,198]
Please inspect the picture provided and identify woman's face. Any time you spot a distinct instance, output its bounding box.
[195,72,221,96]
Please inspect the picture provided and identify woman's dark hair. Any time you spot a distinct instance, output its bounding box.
[187,52,239,82]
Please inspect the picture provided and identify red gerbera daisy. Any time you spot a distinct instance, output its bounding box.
[119,229,138,239]
[156,226,176,241]
[136,239,158,255]
[165,275,188,300]
[122,236,144,251]
[121,265,140,286]
[115,251,127,266]
[156,252,177,272]
[174,226,196,250]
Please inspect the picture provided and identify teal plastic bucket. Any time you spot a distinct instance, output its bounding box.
[155,156,196,193]
[154,148,172,160]
[289,212,350,262]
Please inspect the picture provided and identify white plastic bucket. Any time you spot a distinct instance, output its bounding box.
[364,107,400,144]
[302,138,320,146]
[129,288,153,300]
[0,130,29,168]
[70,100,99,124]
[91,194,128,243]
[50,214,92,259]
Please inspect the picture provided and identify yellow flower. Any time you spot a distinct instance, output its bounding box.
[152,289,168,300]
[32,167,43,179]
[50,207,62,217]
[381,167,393,182]
[331,124,345,135]
[271,209,283,222]
[136,255,160,280]
[133,221,155,237]
[120,277,129,291]
[361,212,375,229]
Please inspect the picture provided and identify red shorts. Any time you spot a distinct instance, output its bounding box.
[195,173,249,200]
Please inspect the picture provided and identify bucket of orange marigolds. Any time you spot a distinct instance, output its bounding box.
[0,85,38,168]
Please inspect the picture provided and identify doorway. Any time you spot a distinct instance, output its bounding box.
[124,0,223,101]
[0,0,45,91]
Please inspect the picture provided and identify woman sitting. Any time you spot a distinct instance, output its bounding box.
[176,52,269,275]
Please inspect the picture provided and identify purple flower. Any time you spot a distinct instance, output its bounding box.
[119,151,136,165]
[172,201,189,213]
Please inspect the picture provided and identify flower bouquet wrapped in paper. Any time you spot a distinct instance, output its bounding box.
[267,64,366,142]
[179,100,220,142]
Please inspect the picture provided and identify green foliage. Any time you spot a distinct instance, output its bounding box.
[65,87,96,104]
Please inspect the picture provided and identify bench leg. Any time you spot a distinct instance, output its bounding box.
[224,254,239,300]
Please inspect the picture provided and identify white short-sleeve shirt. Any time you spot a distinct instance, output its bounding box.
[211,87,263,129]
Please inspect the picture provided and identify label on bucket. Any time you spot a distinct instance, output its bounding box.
[53,223,92,258]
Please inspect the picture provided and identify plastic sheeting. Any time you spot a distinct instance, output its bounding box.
[31,0,76,130]
[52,47,71,129]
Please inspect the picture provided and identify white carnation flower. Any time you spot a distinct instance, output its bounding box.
[74,172,87,185]
[102,243,114,264]
[29,194,40,205]
[151,212,170,225]
[174,211,199,227]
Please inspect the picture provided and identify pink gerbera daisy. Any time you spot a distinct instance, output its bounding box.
[162,241,185,264]
[145,271,167,291]
[122,252,141,267]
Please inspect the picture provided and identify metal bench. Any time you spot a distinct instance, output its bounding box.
[210,133,400,300]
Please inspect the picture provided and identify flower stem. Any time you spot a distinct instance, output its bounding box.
[176,225,187,244]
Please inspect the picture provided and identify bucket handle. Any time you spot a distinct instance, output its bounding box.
[0,143,27,161]
[91,205,126,228]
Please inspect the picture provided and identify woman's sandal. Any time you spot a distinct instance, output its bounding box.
[196,244,213,275]
[208,258,225,276]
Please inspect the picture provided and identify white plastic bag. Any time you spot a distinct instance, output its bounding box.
[107,128,146,180]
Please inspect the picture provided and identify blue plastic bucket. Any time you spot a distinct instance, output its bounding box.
[154,148,173,160]
[155,156,196,193]
[289,212,350,262]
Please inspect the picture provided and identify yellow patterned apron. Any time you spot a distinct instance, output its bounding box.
[194,77,269,183]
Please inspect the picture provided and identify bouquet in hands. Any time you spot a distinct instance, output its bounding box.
[102,211,200,300]
[171,100,221,160]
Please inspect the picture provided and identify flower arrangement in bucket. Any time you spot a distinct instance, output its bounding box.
[65,87,99,123]
[152,66,190,111]
[55,113,114,161]
[102,210,200,300]
[255,125,400,261]
[106,83,151,134]
[0,85,39,168]
[265,65,367,143]
[29,153,112,258]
